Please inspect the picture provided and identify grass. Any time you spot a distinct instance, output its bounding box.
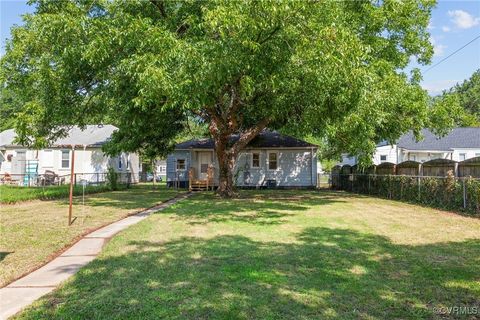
[0,184,182,287]
[12,190,480,319]
[0,184,117,204]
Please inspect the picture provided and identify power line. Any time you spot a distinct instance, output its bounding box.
[423,33,480,74]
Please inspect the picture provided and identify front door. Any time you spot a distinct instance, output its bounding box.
[198,152,211,180]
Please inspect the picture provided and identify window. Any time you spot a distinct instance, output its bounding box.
[61,150,70,168]
[118,156,122,170]
[268,152,278,170]
[176,159,186,170]
[251,152,260,168]
[409,154,416,161]
[459,153,466,161]
[380,155,387,162]
[126,154,130,170]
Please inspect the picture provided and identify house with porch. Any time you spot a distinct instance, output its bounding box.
[166,131,318,190]
[341,127,480,165]
[0,125,141,185]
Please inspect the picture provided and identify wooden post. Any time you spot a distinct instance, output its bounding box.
[68,147,75,226]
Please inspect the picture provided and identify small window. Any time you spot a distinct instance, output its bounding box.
[177,159,186,170]
[268,152,277,170]
[61,150,70,168]
[118,156,122,170]
[200,164,208,173]
[459,153,466,161]
[126,154,130,170]
[380,155,387,162]
[252,153,260,168]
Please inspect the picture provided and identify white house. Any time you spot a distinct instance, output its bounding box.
[0,125,140,184]
[155,159,167,179]
[341,128,480,165]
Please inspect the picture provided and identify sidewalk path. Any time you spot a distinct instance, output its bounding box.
[0,192,192,320]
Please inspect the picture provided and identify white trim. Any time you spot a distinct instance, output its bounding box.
[176,158,186,171]
[267,151,278,171]
[251,151,260,168]
[60,149,71,169]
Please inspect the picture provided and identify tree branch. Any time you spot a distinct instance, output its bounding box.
[149,0,166,18]
[258,25,281,45]
[232,117,270,154]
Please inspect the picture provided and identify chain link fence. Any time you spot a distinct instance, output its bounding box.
[331,173,480,214]
[0,172,135,187]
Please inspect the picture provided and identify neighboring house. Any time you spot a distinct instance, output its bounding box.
[0,125,140,184]
[341,127,480,165]
[154,159,167,179]
[166,131,318,188]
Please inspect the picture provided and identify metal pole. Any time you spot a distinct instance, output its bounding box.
[68,147,75,226]
[417,176,421,201]
[463,179,467,209]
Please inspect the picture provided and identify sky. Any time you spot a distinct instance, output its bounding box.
[1,0,479,96]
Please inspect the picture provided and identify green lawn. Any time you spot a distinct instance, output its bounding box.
[0,184,115,204]
[0,184,181,287]
[14,190,480,319]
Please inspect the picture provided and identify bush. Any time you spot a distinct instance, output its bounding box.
[106,167,118,191]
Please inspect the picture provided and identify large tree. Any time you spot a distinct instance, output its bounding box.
[444,69,480,125]
[2,0,442,196]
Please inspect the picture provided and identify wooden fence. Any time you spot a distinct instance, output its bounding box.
[330,157,480,214]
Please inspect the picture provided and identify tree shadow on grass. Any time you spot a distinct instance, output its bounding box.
[18,228,480,319]
[57,185,181,211]
[0,252,13,262]
[156,191,346,225]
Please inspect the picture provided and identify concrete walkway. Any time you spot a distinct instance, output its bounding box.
[0,193,191,320]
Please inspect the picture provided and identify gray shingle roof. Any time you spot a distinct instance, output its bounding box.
[176,131,317,149]
[0,125,117,148]
[397,128,480,151]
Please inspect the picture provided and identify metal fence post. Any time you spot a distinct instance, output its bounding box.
[417,176,421,201]
[463,179,467,209]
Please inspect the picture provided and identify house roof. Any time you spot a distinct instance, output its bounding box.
[175,131,317,150]
[0,125,117,148]
[396,128,480,151]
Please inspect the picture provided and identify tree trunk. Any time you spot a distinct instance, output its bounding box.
[216,146,237,198]
[205,94,270,197]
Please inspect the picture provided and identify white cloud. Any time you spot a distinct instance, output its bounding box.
[428,21,435,30]
[422,80,459,96]
[441,26,451,32]
[448,10,480,29]
[430,37,446,57]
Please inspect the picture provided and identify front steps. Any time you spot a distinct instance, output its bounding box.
[189,180,215,191]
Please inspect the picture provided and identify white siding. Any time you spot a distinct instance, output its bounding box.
[373,145,398,165]
[0,147,140,182]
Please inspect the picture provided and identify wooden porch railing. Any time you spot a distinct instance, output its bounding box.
[188,166,215,191]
